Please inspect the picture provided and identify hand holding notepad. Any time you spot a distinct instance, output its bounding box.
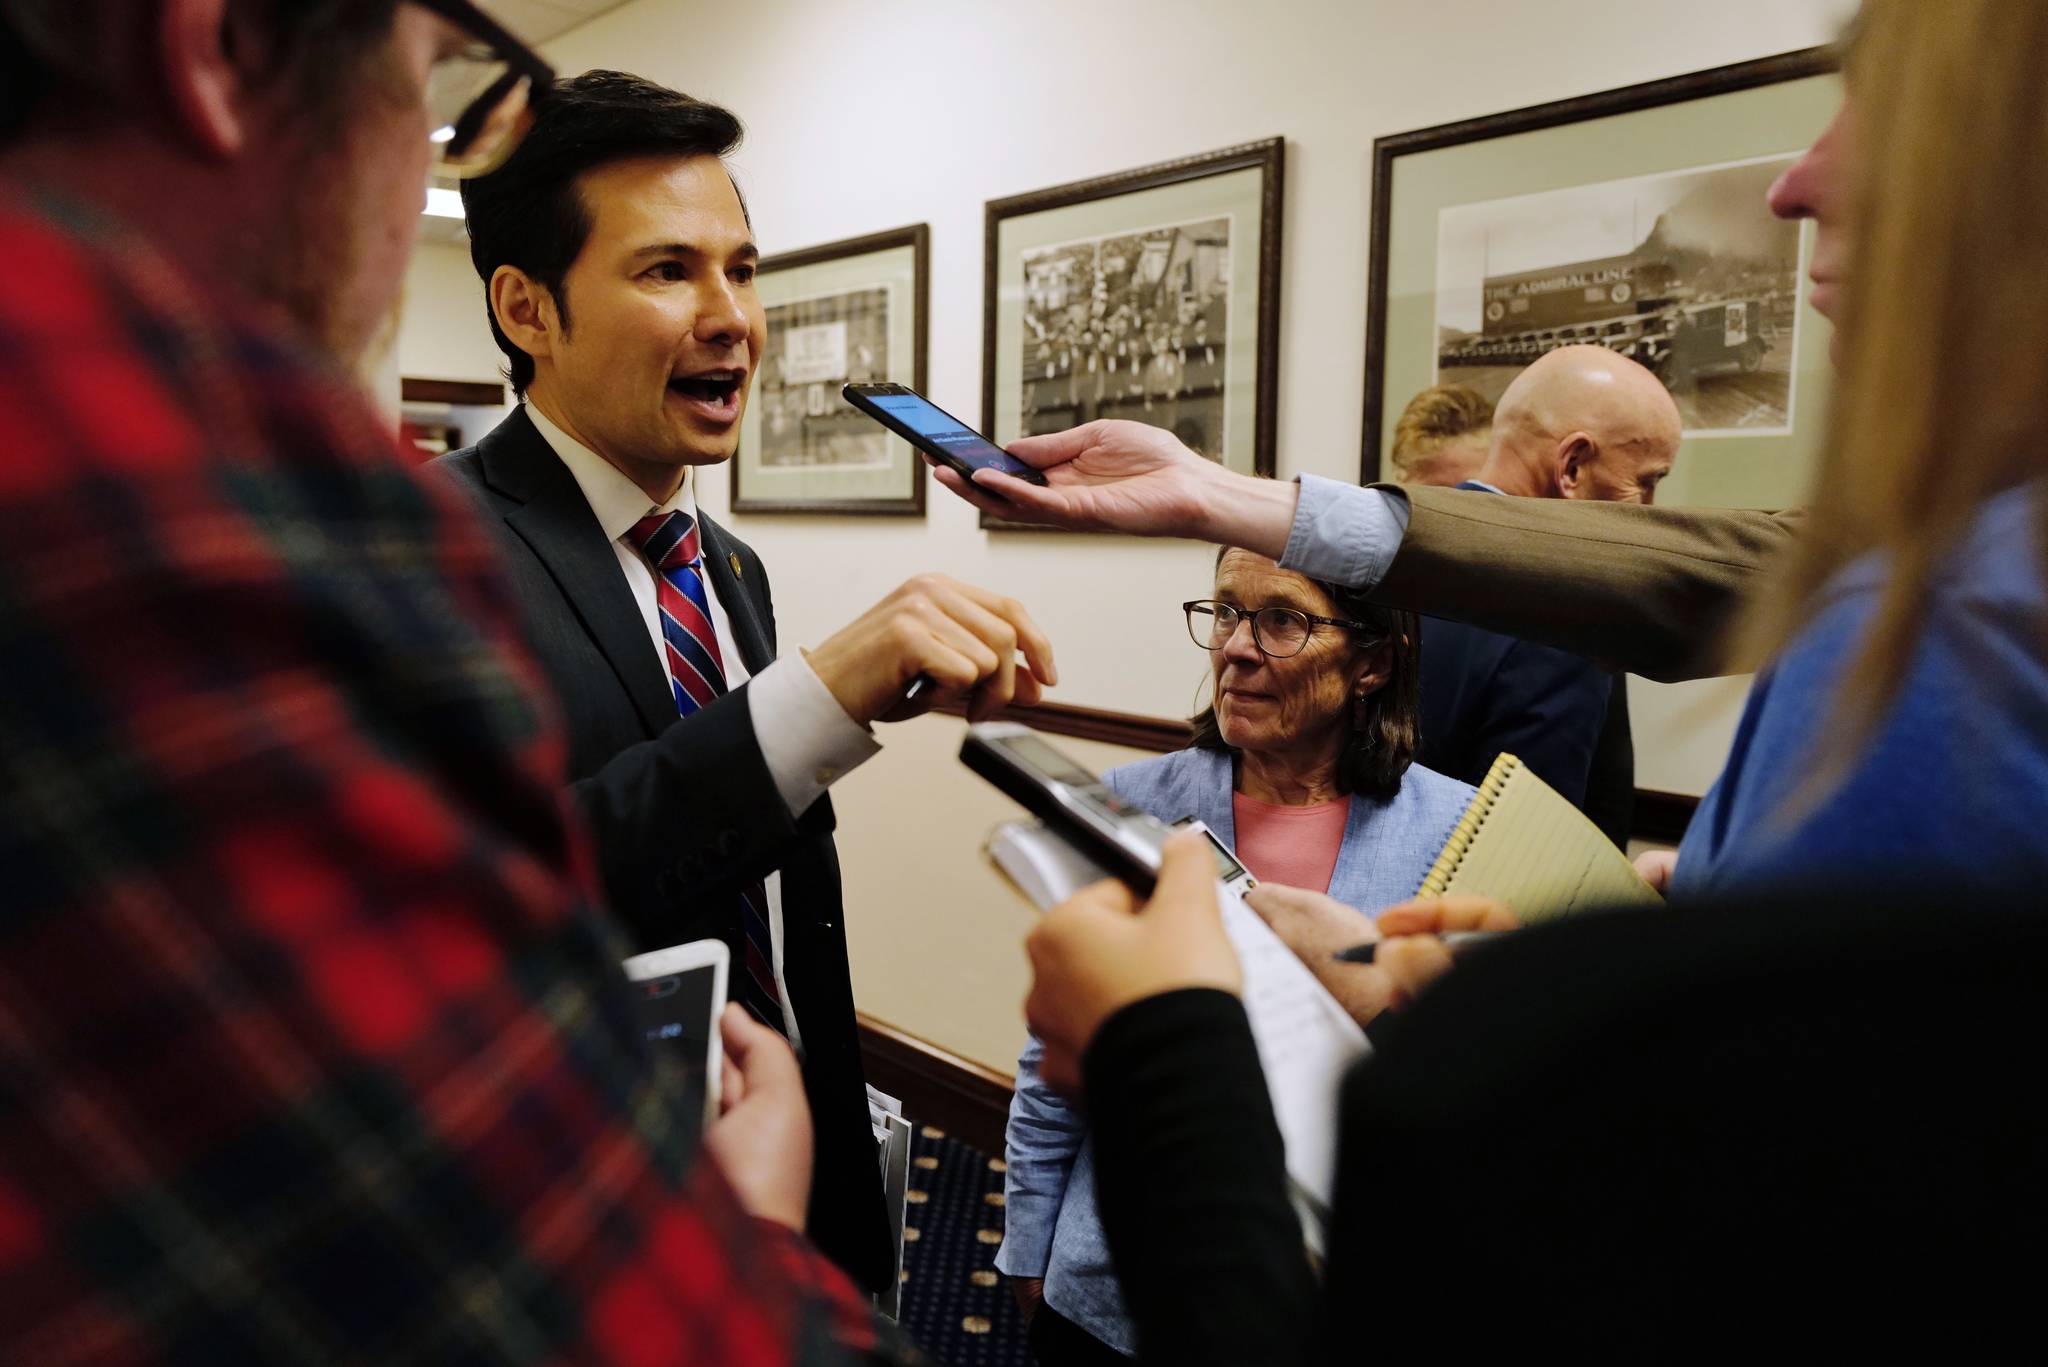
[1418,752,1664,920]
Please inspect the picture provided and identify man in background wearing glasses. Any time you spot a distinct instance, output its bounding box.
[0,3,915,1362]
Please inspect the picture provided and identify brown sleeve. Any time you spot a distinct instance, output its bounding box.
[1370,484,1804,682]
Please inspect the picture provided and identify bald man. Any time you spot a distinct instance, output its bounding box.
[1417,346,1683,845]
[1472,345,1681,505]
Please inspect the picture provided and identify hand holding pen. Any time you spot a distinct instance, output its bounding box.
[1335,930,1508,964]
[1327,895,1517,1018]
[1245,888,1518,1029]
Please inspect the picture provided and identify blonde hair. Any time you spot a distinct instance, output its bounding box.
[1743,1,2048,782]
[1389,384,1494,477]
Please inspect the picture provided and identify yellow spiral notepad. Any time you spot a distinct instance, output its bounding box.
[1418,753,1663,921]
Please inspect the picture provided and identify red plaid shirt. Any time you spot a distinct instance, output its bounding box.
[0,190,919,1366]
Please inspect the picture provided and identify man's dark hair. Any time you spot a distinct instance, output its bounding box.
[1,2,401,141]
[1187,548,1423,799]
[460,70,745,397]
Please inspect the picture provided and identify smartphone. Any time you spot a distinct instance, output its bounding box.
[621,938,729,1133]
[842,383,1049,494]
[961,722,1175,893]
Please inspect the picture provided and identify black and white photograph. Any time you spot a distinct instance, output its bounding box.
[756,286,893,471]
[731,224,927,515]
[1018,215,1233,457]
[982,137,1283,531]
[1432,154,1803,435]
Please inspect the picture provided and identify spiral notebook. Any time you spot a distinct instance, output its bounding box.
[1419,752,1663,920]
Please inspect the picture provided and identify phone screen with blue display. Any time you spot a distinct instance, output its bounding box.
[842,383,1048,489]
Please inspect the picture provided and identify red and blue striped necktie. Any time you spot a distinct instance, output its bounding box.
[627,508,727,716]
[626,509,786,1036]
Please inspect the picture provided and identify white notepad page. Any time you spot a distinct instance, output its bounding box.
[1216,884,1369,1220]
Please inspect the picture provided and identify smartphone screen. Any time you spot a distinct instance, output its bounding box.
[1173,816,1253,887]
[845,385,1047,484]
[629,963,720,1125]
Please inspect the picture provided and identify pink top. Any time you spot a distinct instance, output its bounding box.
[1230,792,1352,893]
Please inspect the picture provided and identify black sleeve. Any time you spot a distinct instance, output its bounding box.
[564,684,831,945]
[1085,989,1319,1367]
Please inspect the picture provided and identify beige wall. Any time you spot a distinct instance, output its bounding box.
[399,242,506,384]
[396,0,1853,1061]
[832,717,1153,1075]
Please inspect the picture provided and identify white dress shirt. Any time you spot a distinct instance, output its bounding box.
[527,403,880,1048]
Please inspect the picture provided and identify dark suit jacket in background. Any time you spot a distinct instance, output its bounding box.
[1418,615,1629,841]
[1416,485,1632,845]
[434,408,891,1293]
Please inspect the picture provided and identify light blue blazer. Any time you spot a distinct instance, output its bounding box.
[996,747,1476,1355]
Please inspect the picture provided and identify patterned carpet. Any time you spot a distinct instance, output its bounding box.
[896,1125,1035,1366]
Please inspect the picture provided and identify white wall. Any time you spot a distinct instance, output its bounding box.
[396,0,1854,1058]
[398,242,516,441]
[399,241,505,384]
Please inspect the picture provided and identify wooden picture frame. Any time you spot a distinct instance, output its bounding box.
[731,224,929,515]
[981,138,1284,529]
[1363,47,1839,509]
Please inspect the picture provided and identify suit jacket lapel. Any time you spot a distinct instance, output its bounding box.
[478,408,677,736]
[696,514,776,676]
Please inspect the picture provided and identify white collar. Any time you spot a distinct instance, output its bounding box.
[524,401,695,542]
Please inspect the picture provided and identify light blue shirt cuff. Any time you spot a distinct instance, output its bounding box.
[747,653,881,817]
[994,1216,1056,1277]
[1278,474,1411,589]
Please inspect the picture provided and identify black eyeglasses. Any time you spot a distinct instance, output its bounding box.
[413,0,555,178]
[1183,600,1381,659]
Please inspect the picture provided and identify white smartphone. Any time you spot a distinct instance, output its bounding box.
[622,938,730,1133]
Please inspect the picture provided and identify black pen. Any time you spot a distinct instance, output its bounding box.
[1334,930,1507,964]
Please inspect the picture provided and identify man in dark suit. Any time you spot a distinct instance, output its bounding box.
[436,72,1055,1293]
[1415,346,1682,846]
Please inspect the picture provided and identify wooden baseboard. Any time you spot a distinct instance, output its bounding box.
[931,698,1191,752]
[400,376,505,407]
[857,1013,1014,1156]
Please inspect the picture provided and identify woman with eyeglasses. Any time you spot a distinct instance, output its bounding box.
[995,547,1475,1366]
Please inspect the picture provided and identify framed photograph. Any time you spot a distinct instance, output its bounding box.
[732,225,927,515]
[1364,48,1839,509]
[983,138,1284,527]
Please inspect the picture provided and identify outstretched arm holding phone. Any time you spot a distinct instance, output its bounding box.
[930,419,1800,682]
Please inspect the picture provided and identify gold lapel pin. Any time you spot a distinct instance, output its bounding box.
[727,551,743,579]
